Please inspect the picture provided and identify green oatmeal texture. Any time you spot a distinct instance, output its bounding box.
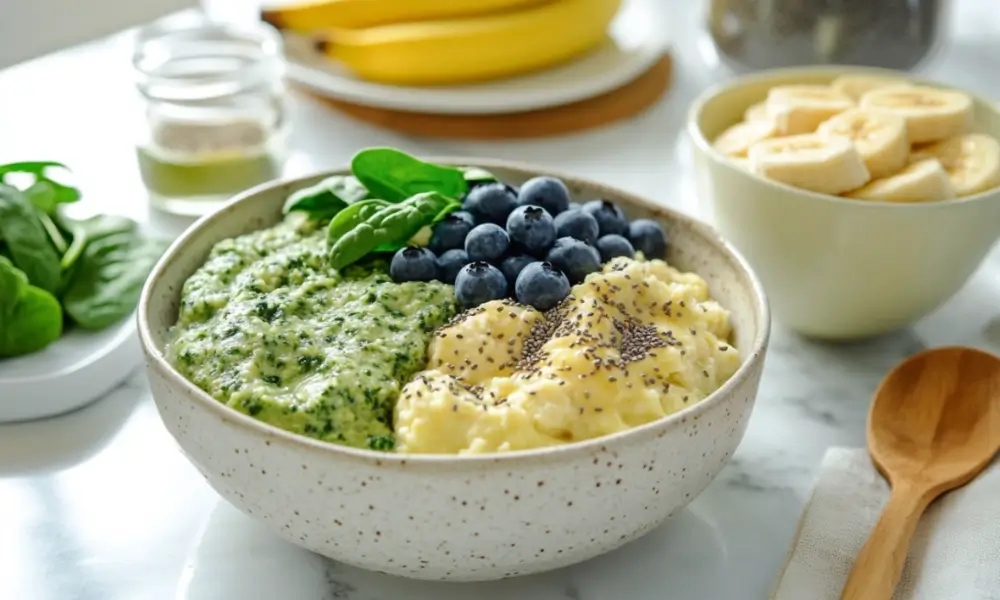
[166,214,457,450]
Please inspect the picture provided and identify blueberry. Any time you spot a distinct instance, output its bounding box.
[465,223,510,263]
[437,249,469,284]
[500,254,535,288]
[506,205,556,257]
[455,262,508,308]
[390,246,438,282]
[429,212,475,254]
[545,237,602,284]
[553,209,599,245]
[628,219,669,259]
[462,182,518,225]
[567,202,583,212]
[516,176,571,215]
[595,234,635,262]
[515,261,571,311]
[582,199,629,237]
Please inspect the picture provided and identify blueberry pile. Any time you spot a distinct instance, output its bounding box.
[389,175,669,311]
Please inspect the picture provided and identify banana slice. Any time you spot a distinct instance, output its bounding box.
[910,133,1000,197]
[816,108,909,179]
[859,86,973,144]
[831,74,912,101]
[713,120,778,157]
[744,101,770,122]
[843,159,954,203]
[765,85,855,135]
[748,133,870,195]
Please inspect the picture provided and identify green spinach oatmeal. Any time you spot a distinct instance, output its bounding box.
[166,214,457,451]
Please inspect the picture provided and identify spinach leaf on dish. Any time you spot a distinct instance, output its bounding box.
[0,184,62,294]
[62,231,169,330]
[0,256,63,357]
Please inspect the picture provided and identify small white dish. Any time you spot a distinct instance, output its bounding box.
[282,0,666,115]
[0,316,142,423]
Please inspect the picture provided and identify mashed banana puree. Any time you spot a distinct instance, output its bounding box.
[394,257,740,454]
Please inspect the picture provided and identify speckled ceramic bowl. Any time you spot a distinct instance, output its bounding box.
[138,160,771,582]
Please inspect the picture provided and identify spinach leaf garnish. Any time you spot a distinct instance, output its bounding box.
[460,166,498,187]
[327,199,391,247]
[328,192,460,270]
[283,175,370,220]
[351,148,468,203]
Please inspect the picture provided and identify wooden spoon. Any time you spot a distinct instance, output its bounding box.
[840,346,1000,600]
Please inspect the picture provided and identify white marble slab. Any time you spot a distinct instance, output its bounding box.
[1,2,999,599]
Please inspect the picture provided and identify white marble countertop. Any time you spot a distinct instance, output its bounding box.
[2,2,1000,599]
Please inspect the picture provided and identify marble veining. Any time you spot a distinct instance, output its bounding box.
[3,1,1000,599]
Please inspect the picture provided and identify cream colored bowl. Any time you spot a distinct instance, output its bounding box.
[138,161,770,582]
[688,66,1000,340]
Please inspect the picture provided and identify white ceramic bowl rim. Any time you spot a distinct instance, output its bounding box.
[687,64,1000,210]
[138,158,771,466]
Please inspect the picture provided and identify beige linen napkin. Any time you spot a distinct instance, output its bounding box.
[770,448,1000,600]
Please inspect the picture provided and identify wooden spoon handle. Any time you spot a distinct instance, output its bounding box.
[840,486,932,600]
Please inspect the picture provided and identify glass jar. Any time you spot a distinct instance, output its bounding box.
[133,16,289,217]
[705,0,946,72]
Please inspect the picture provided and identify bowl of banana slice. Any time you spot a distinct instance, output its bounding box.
[687,66,1000,340]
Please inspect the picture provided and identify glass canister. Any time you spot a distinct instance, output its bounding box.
[133,17,289,217]
[705,0,946,72]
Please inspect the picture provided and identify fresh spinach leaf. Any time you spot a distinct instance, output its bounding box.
[56,213,138,272]
[0,256,63,358]
[0,255,27,304]
[60,226,86,273]
[328,192,460,270]
[62,231,169,330]
[0,162,80,212]
[351,148,468,203]
[283,175,370,220]
[37,211,68,254]
[461,166,498,187]
[0,184,62,293]
[56,212,136,241]
[327,199,391,247]
[23,180,59,214]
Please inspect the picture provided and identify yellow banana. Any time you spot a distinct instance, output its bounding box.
[261,0,550,32]
[314,0,623,86]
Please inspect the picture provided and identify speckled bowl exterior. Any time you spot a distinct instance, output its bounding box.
[138,160,771,582]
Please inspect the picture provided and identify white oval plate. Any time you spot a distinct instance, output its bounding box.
[0,315,142,423]
[282,0,666,115]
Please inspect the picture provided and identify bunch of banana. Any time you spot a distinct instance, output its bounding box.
[712,73,1000,203]
[263,0,622,86]
[261,0,551,31]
